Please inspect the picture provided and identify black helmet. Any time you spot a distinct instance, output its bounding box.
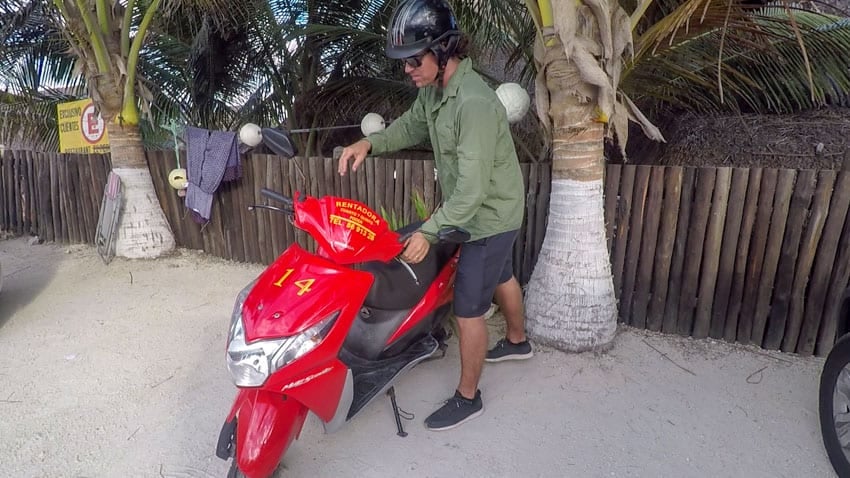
[386,0,461,68]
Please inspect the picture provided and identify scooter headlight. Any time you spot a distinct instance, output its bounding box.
[226,311,339,388]
[226,280,277,388]
[270,311,339,373]
[226,318,284,387]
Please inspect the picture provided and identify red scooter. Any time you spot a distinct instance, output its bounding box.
[215,129,467,478]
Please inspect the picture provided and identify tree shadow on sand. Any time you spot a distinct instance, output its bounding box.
[0,237,63,329]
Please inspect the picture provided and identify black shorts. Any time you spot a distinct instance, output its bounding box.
[453,229,518,318]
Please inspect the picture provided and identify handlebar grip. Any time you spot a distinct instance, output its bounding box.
[260,188,293,207]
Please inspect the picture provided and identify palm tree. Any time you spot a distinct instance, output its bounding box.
[521,0,850,351]
[1,0,289,257]
[519,0,643,351]
[0,0,177,257]
[0,0,295,257]
[68,0,198,258]
[0,1,84,151]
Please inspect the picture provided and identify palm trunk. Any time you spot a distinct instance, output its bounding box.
[109,124,175,259]
[524,57,618,352]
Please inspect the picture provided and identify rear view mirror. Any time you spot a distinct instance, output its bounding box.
[262,128,298,158]
[437,227,470,244]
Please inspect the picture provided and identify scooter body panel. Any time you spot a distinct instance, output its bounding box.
[387,253,458,344]
[264,358,349,422]
[220,194,459,478]
[293,194,404,264]
[243,244,374,341]
[239,242,375,422]
[231,389,309,478]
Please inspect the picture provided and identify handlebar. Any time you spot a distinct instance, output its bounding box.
[260,188,293,208]
[248,188,294,215]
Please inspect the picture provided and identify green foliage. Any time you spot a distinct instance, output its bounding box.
[380,189,431,231]
[379,205,403,232]
[628,9,850,114]
[412,190,429,222]
[4,0,850,153]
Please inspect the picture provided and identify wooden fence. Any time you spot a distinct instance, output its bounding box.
[0,150,551,286]
[605,164,850,357]
[144,151,552,286]
[0,150,111,245]
[3,150,850,356]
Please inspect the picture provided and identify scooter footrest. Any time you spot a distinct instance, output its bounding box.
[342,335,438,419]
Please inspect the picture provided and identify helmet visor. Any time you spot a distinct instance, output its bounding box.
[385,36,432,59]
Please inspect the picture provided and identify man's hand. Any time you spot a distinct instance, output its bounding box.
[401,232,430,264]
[338,139,371,176]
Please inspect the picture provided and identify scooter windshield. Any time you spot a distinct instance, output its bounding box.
[293,194,404,264]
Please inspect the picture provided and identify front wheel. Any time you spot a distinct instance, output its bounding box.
[819,332,850,477]
[227,462,247,478]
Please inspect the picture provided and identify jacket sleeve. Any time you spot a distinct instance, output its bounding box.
[420,97,497,240]
[367,91,429,155]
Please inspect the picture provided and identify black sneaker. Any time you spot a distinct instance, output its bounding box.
[485,338,533,362]
[424,390,483,431]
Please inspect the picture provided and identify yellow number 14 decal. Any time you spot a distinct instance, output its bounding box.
[273,268,315,296]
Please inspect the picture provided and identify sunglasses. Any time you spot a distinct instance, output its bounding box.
[403,52,428,68]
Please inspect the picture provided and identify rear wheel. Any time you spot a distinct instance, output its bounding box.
[819,332,850,477]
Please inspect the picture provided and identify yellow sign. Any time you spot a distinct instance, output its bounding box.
[57,99,110,153]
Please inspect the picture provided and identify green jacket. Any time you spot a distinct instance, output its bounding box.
[367,58,525,242]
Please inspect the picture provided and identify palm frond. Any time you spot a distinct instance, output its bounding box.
[628,10,850,113]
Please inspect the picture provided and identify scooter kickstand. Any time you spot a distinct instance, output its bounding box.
[387,387,409,437]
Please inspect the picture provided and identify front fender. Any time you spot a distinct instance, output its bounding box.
[226,388,309,478]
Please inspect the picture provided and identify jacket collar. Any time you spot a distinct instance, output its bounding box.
[429,57,472,111]
[443,57,472,98]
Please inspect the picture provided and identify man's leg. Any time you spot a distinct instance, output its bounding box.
[486,257,533,362]
[425,232,519,431]
[494,276,526,344]
[485,239,534,362]
[423,316,486,432]
[456,315,487,399]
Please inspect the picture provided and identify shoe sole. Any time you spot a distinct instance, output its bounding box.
[484,351,534,363]
[425,407,484,431]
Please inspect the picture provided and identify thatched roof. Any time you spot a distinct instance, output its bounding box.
[623,107,850,170]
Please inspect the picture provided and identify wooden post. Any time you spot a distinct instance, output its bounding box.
[712,168,750,340]
[694,167,732,339]
[815,151,850,355]
[611,165,636,303]
[620,165,651,325]
[761,169,815,349]
[751,169,795,346]
[662,167,696,334]
[677,168,716,336]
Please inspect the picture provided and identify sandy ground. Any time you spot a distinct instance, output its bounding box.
[0,236,837,478]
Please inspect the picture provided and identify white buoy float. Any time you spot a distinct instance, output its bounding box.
[495,83,531,124]
[239,123,263,147]
[361,113,387,136]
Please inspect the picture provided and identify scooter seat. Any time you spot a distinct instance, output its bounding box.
[361,242,456,310]
[360,221,457,310]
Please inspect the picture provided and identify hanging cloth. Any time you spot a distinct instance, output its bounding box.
[184,127,242,223]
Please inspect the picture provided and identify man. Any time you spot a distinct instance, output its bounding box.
[338,0,532,431]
